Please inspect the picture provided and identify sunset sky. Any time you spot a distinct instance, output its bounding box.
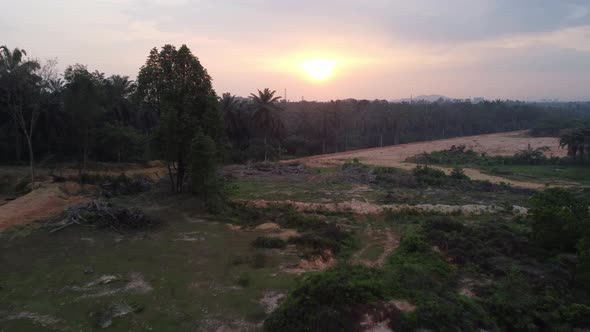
[2,0,590,101]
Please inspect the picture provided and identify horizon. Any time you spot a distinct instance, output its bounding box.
[3,0,590,101]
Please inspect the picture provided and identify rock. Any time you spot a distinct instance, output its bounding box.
[91,302,142,329]
[84,266,95,275]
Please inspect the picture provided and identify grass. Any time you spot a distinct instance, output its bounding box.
[484,164,590,186]
[0,194,300,331]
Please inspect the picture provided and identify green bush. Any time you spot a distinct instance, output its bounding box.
[529,188,590,252]
[450,167,469,180]
[288,223,356,259]
[263,264,385,332]
[251,236,287,249]
[412,165,447,186]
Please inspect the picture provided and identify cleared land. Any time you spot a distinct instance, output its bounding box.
[291,130,566,189]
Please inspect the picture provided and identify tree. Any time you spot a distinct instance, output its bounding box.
[63,64,104,182]
[220,93,246,146]
[189,131,220,203]
[0,46,42,184]
[136,44,218,192]
[250,88,283,161]
[560,127,590,162]
[104,75,135,125]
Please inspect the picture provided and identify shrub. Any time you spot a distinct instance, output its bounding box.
[236,273,250,287]
[450,167,469,180]
[251,236,287,249]
[288,223,356,259]
[412,165,447,186]
[529,188,590,252]
[263,264,385,332]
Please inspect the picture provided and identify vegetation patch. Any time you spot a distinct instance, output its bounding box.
[251,236,287,249]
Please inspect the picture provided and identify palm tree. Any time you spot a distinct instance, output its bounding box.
[106,75,135,124]
[0,46,41,184]
[250,88,283,161]
[560,128,590,162]
[220,93,243,145]
[47,78,65,94]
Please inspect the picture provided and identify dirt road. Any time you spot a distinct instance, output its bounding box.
[291,131,565,189]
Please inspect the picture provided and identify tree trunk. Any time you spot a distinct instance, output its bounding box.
[264,134,268,162]
[15,128,21,162]
[26,136,35,185]
[176,152,185,193]
[166,160,176,192]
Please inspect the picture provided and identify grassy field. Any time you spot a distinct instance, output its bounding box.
[0,193,300,331]
[485,164,590,186]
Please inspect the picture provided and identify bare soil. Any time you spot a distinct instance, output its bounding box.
[291,131,565,189]
[0,182,89,231]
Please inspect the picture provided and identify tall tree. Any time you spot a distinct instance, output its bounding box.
[0,46,42,184]
[63,64,104,182]
[250,88,282,161]
[136,44,218,192]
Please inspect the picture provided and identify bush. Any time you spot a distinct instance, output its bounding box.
[529,188,590,252]
[94,124,146,162]
[450,167,469,180]
[251,236,287,249]
[412,165,447,186]
[288,223,356,259]
[263,264,385,332]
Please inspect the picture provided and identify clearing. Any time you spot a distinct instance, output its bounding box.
[291,130,565,189]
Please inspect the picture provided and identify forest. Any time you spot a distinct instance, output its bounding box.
[3,44,590,170]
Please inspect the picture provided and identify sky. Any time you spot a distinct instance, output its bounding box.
[2,0,590,101]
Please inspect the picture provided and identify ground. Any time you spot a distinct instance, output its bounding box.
[291,130,566,189]
[0,131,586,331]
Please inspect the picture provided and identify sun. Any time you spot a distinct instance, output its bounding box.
[301,58,337,81]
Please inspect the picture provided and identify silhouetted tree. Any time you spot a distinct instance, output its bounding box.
[250,88,283,161]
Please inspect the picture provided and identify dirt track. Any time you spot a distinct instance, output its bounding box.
[291,131,565,189]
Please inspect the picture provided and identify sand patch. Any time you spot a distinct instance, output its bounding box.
[242,199,527,217]
[290,131,565,189]
[0,182,90,231]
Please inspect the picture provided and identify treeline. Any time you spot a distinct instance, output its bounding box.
[3,44,590,170]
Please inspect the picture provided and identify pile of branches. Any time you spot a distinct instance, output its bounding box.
[245,162,310,176]
[51,200,157,233]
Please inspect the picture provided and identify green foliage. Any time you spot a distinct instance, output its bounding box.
[513,144,549,164]
[136,44,219,192]
[236,273,250,287]
[263,264,385,332]
[95,124,146,162]
[408,144,556,167]
[420,214,590,331]
[251,236,287,249]
[412,165,447,186]
[399,295,493,332]
[449,167,469,180]
[288,224,356,259]
[560,125,590,161]
[383,232,456,300]
[529,188,590,252]
[189,131,224,211]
